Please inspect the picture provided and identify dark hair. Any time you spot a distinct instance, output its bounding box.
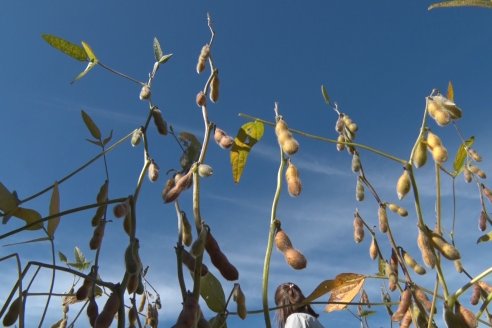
[274,282,318,328]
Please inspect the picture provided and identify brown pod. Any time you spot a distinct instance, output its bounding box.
[152,108,168,135]
[402,249,426,275]
[480,211,489,232]
[162,178,176,202]
[128,306,138,328]
[470,284,481,306]
[282,138,299,155]
[181,248,208,276]
[456,302,478,328]
[369,237,378,260]
[196,91,206,107]
[417,229,436,268]
[432,145,448,163]
[209,72,220,103]
[430,232,461,260]
[353,212,364,243]
[2,296,21,327]
[351,154,361,172]
[180,211,193,246]
[127,273,139,294]
[123,211,133,237]
[87,297,99,327]
[205,231,239,281]
[400,310,412,328]
[468,148,482,162]
[214,128,226,144]
[275,229,293,252]
[426,131,442,149]
[148,160,160,182]
[196,44,210,74]
[219,136,234,149]
[463,166,473,183]
[336,134,346,152]
[284,248,307,270]
[174,293,199,328]
[355,179,364,202]
[285,161,302,197]
[113,202,128,218]
[414,287,432,312]
[454,259,464,273]
[378,206,388,233]
[396,169,411,200]
[234,284,247,320]
[95,289,121,328]
[478,281,492,294]
[275,118,289,136]
[469,165,486,179]
[391,288,411,322]
[89,221,105,250]
[412,140,427,168]
[76,278,92,301]
[131,128,143,147]
[139,84,151,100]
[139,294,147,313]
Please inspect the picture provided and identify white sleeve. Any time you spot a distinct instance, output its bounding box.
[285,313,307,328]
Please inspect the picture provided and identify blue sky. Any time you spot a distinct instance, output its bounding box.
[2,1,492,327]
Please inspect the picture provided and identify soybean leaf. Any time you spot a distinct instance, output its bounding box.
[325,273,365,312]
[321,84,330,104]
[69,247,91,271]
[42,34,88,61]
[230,121,265,183]
[477,231,492,243]
[58,251,68,263]
[159,53,173,64]
[71,61,97,84]
[360,310,377,317]
[86,139,103,147]
[429,0,492,9]
[209,313,228,328]
[102,130,113,146]
[447,81,454,102]
[0,182,20,223]
[74,246,86,265]
[50,319,64,328]
[304,279,336,304]
[179,132,201,171]
[453,136,474,175]
[12,207,43,230]
[81,110,101,140]
[200,272,226,312]
[153,37,164,62]
[81,42,98,64]
[47,181,60,239]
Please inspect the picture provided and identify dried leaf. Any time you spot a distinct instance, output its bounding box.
[209,313,227,328]
[3,236,50,247]
[477,231,492,243]
[71,61,97,84]
[325,273,365,312]
[102,130,113,146]
[153,37,164,62]
[453,136,474,175]
[447,81,454,102]
[200,272,226,313]
[12,207,43,230]
[0,182,20,222]
[48,181,60,239]
[74,246,86,266]
[58,251,68,263]
[429,0,492,10]
[42,34,88,61]
[81,110,101,140]
[230,121,265,183]
[179,132,201,171]
[321,84,330,104]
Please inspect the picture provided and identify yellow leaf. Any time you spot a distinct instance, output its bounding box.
[429,0,492,10]
[325,273,365,312]
[48,182,60,239]
[81,41,98,64]
[12,207,43,230]
[230,121,264,183]
[41,34,88,62]
[304,280,336,304]
[0,182,19,219]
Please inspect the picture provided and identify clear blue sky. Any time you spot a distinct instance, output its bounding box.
[2,1,492,327]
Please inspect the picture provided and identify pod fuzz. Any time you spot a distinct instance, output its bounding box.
[139,84,151,100]
[196,44,210,74]
[284,248,307,270]
[285,161,302,197]
[396,169,411,200]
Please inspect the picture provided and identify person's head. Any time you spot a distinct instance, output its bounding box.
[274,282,318,328]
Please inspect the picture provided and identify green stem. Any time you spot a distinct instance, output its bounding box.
[37,236,56,328]
[238,113,405,165]
[18,131,133,205]
[0,197,127,240]
[262,148,287,328]
[451,266,492,309]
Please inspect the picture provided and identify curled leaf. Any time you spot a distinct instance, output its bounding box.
[230,121,264,183]
[325,273,366,312]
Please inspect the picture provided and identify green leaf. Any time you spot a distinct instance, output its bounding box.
[0,182,20,222]
[304,280,336,304]
[81,110,101,140]
[209,313,228,328]
[12,207,43,230]
[74,246,86,265]
[58,251,68,263]
[86,139,103,147]
[321,84,330,104]
[359,310,377,317]
[453,136,474,175]
[81,41,98,64]
[159,53,173,64]
[102,130,113,146]
[47,181,60,239]
[179,132,202,171]
[477,231,492,243]
[429,0,492,9]
[230,121,265,183]
[71,61,97,84]
[200,272,226,312]
[153,37,164,62]
[42,34,88,62]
